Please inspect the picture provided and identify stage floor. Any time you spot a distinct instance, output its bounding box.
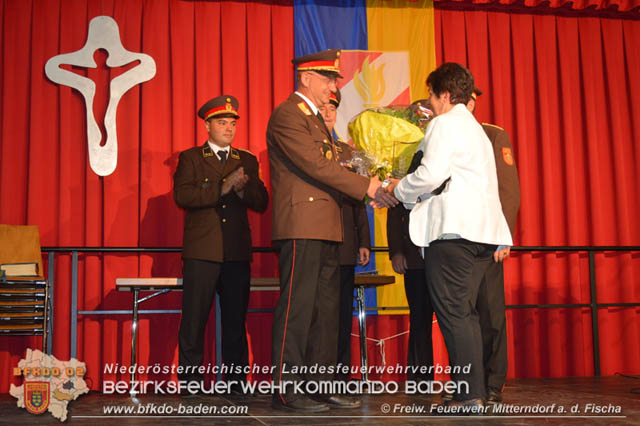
[2,376,638,425]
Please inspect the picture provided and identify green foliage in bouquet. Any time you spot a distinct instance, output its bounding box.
[377,106,424,128]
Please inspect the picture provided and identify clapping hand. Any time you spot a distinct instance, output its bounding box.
[221,167,249,196]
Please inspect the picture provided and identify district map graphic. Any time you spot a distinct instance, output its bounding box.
[10,349,89,421]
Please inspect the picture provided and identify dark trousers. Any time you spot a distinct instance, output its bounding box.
[404,268,434,381]
[477,260,507,391]
[425,239,495,401]
[178,259,250,383]
[337,264,355,379]
[271,239,339,402]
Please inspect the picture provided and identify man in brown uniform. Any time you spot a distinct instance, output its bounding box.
[319,90,371,381]
[267,49,396,412]
[467,88,521,404]
[173,95,269,396]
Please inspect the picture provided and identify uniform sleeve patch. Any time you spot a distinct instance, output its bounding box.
[502,147,514,166]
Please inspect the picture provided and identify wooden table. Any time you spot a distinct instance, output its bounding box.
[116,274,395,384]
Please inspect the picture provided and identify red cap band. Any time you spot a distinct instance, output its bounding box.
[296,60,337,70]
[204,104,238,120]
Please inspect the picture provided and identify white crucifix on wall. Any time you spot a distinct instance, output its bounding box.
[45,16,156,177]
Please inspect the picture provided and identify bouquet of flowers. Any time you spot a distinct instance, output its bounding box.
[347,103,433,180]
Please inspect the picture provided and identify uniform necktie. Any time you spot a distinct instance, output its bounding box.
[218,150,227,166]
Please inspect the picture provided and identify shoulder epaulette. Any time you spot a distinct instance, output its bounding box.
[482,123,504,131]
[229,147,241,160]
[297,102,312,116]
[233,147,256,158]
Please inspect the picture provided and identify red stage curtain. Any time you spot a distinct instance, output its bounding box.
[1,0,639,393]
[0,0,293,392]
[433,7,640,378]
[433,0,640,13]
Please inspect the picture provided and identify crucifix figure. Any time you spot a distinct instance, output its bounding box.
[45,16,156,176]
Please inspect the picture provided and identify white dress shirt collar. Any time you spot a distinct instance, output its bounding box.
[207,141,230,156]
[294,91,320,116]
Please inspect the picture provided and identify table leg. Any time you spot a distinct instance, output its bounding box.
[130,288,139,387]
[356,285,368,382]
[215,294,222,382]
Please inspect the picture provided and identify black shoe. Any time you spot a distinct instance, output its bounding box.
[435,397,485,416]
[486,388,503,404]
[325,395,361,409]
[178,377,205,398]
[180,389,202,399]
[441,392,454,401]
[272,395,330,412]
[229,382,256,397]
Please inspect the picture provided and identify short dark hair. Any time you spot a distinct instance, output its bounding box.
[426,63,475,105]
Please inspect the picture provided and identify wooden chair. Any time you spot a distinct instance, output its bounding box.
[0,225,50,351]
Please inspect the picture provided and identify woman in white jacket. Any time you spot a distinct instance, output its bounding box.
[387,63,512,410]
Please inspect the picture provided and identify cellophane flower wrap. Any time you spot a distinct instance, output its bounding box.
[347,105,431,180]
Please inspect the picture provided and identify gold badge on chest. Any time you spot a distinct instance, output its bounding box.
[321,142,336,161]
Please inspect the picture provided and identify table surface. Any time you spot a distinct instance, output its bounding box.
[116,274,394,291]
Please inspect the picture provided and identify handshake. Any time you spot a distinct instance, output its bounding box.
[366,176,401,209]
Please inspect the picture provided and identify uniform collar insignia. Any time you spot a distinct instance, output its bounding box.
[297,102,312,116]
[230,148,240,160]
[202,145,214,157]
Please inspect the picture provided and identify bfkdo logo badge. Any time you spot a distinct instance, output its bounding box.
[10,349,90,421]
[24,382,50,415]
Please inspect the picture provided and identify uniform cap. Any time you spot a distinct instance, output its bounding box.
[197,95,240,120]
[292,49,343,78]
[329,88,341,107]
